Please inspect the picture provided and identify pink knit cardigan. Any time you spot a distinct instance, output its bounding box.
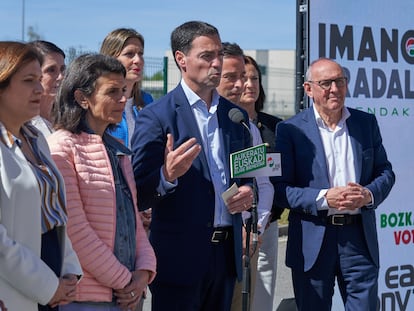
[47,130,156,302]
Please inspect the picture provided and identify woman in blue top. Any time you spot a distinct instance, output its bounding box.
[100,29,152,285]
[100,28,153,148]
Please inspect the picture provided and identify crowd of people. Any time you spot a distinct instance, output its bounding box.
[0,20,394,311]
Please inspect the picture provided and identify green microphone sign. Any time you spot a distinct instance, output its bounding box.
[230,143,267,178]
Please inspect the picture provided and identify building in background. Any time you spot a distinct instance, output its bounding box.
[142,49,296,119]
[244,49,296,119]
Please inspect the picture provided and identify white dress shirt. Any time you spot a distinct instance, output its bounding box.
[313,105,360,215]
[182,80,232,226]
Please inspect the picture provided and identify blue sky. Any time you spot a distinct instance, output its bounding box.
[0,0,296,58]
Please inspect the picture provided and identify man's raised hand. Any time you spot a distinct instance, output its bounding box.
[163,133,201,182]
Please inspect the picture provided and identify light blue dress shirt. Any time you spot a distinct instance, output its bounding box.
[159,80,232,227]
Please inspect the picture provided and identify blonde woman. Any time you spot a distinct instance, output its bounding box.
[100,28,153,149]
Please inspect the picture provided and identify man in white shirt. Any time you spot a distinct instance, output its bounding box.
[132,21,254,311]
[216,42,274,311]
[274,58,395,311]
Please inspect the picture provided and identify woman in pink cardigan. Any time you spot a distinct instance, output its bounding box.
[47,53,156,311]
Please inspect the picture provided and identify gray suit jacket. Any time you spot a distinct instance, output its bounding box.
[0,124,81,311]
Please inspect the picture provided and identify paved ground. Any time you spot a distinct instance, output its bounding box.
[274,235,295,308]
[142,230,345,311]
[142,234,296,311]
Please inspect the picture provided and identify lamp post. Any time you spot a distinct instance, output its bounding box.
[21,0,25,41]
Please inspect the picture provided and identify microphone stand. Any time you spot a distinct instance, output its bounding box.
[239,121,259,311]
[239,119,259,251]
[251,178,259,255]
[228,108,259,311]
[242,216,252,311]
[242,177,258,311]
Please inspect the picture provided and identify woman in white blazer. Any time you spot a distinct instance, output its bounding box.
[0,41,82,311]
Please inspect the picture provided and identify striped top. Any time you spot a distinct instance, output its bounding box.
[0,122,67,233]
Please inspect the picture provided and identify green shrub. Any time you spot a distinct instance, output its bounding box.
[278,209,289,225]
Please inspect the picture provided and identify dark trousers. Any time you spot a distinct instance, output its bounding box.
[39,227,62,311]
[150,232,237,311]
[292,223,378,311]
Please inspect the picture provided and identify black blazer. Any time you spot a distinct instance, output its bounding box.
[256,111,284,221]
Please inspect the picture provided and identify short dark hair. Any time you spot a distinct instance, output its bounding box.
[222,42,244,58]
[52,53,126,134]
[244,55,266,112]
[170,21,220,67]
[29,40,65,59]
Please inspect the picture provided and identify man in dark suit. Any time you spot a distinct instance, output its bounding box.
[274,58,395,311]
[131,21,253,311]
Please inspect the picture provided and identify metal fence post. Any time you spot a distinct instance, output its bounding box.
[163,56,168,96]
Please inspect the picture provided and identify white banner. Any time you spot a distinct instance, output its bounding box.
[236,153,281,178]
[308,1,414,310]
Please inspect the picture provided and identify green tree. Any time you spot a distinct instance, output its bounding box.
[146,70,163,81]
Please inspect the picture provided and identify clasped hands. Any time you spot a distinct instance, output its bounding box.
[114,270,150,310]
[48,270,150,310]
[325,182,372,211]
[48,274,79,308]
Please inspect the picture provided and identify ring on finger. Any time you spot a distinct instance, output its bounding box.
[130,291,135,298]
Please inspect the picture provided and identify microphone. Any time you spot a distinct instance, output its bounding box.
[228,107,246,123]
[228,108,259,249]
[228,108,250,137]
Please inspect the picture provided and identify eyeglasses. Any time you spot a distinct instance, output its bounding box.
[307,77,348,90]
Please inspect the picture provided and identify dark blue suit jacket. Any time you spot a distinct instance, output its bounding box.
[274,107,395,272]
[131,85,251,284]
